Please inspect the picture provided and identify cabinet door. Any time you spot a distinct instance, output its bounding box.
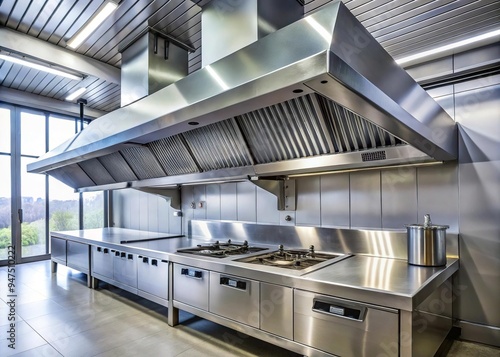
[67,241,89,273]
[91,246,113,279]
[51,237,66,265]
[260,283,293,339]
[138,256,168,300]
[113,251,137,288]
[173,264,209,311]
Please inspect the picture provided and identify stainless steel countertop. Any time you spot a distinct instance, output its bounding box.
[51,228,459,311]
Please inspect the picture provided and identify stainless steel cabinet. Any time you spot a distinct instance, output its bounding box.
[294,290,399,357]
[67,241,90,273]
[92,246,113,279]
[260,283,293,339]
[113,251,137,288]
[51,237,66,265]
[173,264,209,311]
[138,255,168,305]
[209,272,260,328]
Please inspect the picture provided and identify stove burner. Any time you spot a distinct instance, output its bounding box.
[177,239,267,258]
[236,245,342,270]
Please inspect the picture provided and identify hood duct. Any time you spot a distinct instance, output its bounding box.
[28,0,457,192]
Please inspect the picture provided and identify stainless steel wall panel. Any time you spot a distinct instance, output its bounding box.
[206,184,221,221]
[457,162,500,328]
[182,185,194,234]
[139,191,150,231]
[143,193,158,232]
[381,168,417,229]
[129,189,141,230]
[168,203,182,235]
[350,171,382,229]
[111,190,124,228]
[256,186,280,225]
[220,183,237,221]
[320,173,350,228]
[158,196,170,233]
[237,182,256,223]
[456,79,500,330]
[417,163,458,233]
[295,177,321,227]
[193,185,206,220]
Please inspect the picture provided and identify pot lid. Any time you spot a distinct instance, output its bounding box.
[405,214,449,229]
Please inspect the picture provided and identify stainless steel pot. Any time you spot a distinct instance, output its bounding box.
[406,214,448,267]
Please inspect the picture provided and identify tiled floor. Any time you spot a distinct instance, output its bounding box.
[0,261,499,357]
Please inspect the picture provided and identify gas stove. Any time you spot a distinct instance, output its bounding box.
[235,244,345,270]
[177,239,268,258]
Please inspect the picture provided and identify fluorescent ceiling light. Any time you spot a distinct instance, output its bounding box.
[67,1,118,49]
[65,87,87,101]
[396,29,500,65]
[0,53,82,80]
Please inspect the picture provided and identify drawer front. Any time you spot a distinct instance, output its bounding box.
[209,272,260,328]
[137,256,168,300]
[67,241,89,272]
[92,246,113,278]
[113,251,138,288]
[173,264,209,311]
[294,290,399,357]
[51,237,66,264]
[260,283,293,339]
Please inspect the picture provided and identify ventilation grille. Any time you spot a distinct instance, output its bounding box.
[120,146,166,180]
[182,118,253,171]
[361,150,387,162]
[148,136,199,175]
[78,159,116,186]
[98,152,138,182]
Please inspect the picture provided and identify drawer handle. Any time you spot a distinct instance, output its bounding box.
[127,254,133,260]
[142,257,149,263]
[120,252,126,258]
[115,251,120,257]
[181,268,202,279]
[312,300,365,322]
[103,248,109,254]
[151,259,158,266]
[220,277,247,290]
[97,247,102,252]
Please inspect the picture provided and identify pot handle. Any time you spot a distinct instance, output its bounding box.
[424,214,431,227]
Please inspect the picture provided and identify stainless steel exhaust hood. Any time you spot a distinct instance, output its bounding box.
[28,0,457,193]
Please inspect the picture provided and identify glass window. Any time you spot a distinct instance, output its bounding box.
[20,157,46,257]
[0,155,11,260]
[83,191,104,229]
[49,177,79,232]
[21,112,46,156]
[49,115,76,151]
[0,108,10,153]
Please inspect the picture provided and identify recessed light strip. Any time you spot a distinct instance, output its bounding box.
[396,29,500,65]
[0,54,82,80]
[65,87,87,101]
[67,1,118,49]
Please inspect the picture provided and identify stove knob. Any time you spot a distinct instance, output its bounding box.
[227,239,232,244]
[278,244,284,255]
[243,240,248,247]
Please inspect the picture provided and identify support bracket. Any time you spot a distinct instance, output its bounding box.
[134,186,181,210]
[249,176,296,211]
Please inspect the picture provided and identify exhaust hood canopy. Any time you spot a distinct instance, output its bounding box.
[28,1,457,193]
